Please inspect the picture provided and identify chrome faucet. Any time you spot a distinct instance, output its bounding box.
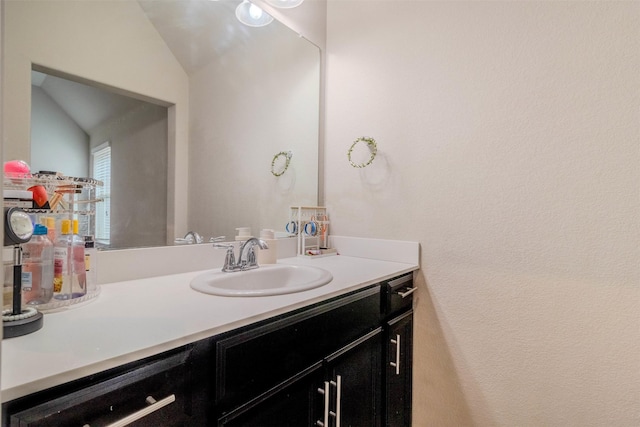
[213,243,237,272]
[238,238,268,270]
[183,231,203,244]
[213,238,268,272]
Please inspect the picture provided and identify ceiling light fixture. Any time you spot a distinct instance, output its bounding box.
[235,0,274,27]
[265,0,305,8]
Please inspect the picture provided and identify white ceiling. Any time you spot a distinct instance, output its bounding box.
[138,0,260,75]
[32,70,146,133]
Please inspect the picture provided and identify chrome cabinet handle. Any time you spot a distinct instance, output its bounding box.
[390,334,401,375]
[331,375,342,427]
[316,381,330,427]
[397,287,417,298]
[102,394,176,427]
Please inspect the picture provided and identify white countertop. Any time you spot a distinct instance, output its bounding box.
[2,252,417,403]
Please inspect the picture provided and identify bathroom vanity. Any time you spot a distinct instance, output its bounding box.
[1,242,417,426]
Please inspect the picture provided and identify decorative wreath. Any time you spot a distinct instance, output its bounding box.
[348,137,377,168]
[271,151,293,177]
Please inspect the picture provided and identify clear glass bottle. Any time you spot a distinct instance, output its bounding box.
[53,219,87,300]
[22,224,54,305]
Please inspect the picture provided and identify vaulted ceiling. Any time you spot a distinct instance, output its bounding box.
[32,0,259,134]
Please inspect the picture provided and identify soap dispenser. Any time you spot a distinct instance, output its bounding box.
[235,227,252,241]
[257,229,277,264]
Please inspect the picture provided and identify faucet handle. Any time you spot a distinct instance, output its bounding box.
[246,246,258,267]
[213,242,237,272]
[209,236,226,243]
[212,242,234,253]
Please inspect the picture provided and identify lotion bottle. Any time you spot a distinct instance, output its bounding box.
[53,220,72,300]
[21,224,54,305]
[53,219,86,300]
[257,229,277,265]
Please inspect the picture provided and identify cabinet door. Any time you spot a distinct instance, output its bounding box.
[220,328,383,427]
[322,328,382,427]
[385,310,413,427]
[218,364,323,427]
[216,285,381,412]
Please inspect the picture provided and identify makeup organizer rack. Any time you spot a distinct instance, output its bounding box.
[3,174,103,312]
[288,206,335,257]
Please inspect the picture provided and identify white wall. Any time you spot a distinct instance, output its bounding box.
[2,0,189,238]
[325,1,639,426]
[31,86,89,177]
[188,22,319,240]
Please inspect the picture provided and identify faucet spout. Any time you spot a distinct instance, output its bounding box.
[237,237,268,270]
[184,231,203,244]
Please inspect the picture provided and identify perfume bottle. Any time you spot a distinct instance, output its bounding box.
[21,224,54,305]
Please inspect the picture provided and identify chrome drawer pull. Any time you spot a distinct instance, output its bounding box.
[390,334,401,375]
[335,375,342,427]
[103,394,175,427]
[316,381,330,427]
[397,287,416,298]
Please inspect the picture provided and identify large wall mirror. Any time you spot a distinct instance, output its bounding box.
[3,0,320,250]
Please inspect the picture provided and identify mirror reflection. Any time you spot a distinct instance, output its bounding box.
[4,0,320,250]
[31,71,169,249]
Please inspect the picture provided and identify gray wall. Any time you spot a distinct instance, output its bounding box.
[31,86,89,177]
[90,104,168,249]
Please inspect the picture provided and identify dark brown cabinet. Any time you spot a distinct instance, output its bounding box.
[218,365,324,426]
[214,285,381,414]
[3,273,415,427]
[385,310,413,427]
[216,285,382,426]
[3,347,196,426]
[321,328,382,427]
[383,273,416,427]
[219,329,382,427]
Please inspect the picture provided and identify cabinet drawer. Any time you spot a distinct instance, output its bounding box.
[383,273,415,317]
[215,285,381,411]
[6,347,193,427]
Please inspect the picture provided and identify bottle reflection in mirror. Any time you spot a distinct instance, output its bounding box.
[53,219,86,300]
[84,235,97,294]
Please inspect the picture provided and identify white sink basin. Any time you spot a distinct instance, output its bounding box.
[190,264,333,297]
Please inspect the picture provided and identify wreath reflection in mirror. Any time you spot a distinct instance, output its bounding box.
[348,137,377,168]
[271,151,293,177]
